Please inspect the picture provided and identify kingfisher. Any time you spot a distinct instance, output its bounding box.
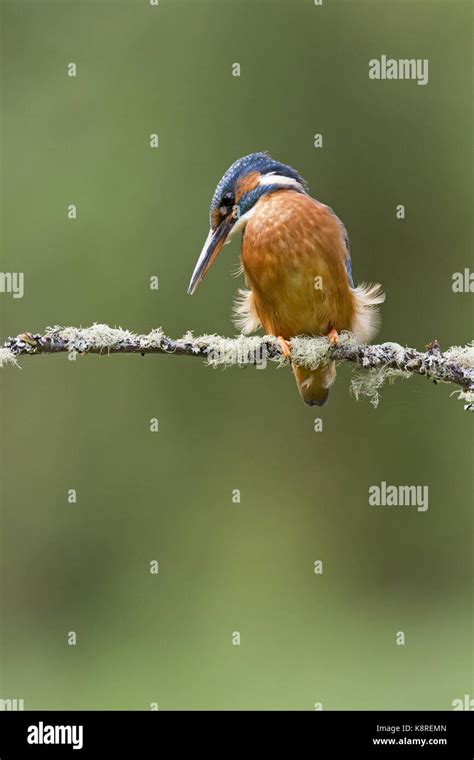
[187,152,384,406]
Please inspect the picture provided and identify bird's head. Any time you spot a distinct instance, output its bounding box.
[187,152,308,294]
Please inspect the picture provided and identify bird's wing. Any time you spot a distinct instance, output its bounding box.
[342,230,355,288]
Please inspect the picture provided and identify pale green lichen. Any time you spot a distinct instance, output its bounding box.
[289,336,330,370]
[290,331,357,370]
[452,387,474,409]
[138,327,165,348]
[374,342,406,366]
[197,333,271,368]
[180,330,195,344]
[0,347,19,368]
[444,341,474,368]
[45,324,165,352]
[48,324,134,350]
[350,367,411,408]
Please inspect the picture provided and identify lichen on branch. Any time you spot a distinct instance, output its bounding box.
[2,324,473,410]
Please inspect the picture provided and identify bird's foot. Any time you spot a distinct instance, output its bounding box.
[277,336,291,360]
[18,333,38,348]
[327,328,339,345]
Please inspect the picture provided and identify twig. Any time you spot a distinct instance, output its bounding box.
[1,324,473,409]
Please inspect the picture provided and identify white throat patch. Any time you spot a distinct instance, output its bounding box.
[226,173,305,244]
[258,172,306,192]
[226,206,256,243]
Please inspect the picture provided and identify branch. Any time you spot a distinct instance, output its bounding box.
[2,324,473,410]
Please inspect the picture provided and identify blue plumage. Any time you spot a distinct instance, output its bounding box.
[210,152,307,224]
[239,182,305,216]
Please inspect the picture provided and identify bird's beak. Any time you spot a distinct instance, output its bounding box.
[187,218,234,295]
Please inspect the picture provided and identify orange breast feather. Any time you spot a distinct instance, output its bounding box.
[241,190,355,338]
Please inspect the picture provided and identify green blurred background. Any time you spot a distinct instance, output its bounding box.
[0,0,472,710]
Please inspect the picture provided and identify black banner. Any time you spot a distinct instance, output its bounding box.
[0,710,472,757]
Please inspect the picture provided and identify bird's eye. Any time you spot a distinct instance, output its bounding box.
[219,192,234,214]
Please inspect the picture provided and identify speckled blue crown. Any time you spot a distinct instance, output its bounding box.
[210,152,308,224]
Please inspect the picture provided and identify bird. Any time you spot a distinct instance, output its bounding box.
[187,152,384,406]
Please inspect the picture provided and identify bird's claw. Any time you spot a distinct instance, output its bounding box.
[19,332,38,347]
[277,336,291,360]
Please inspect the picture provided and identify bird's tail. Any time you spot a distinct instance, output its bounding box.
[292,362,337,407]
[351,282,385,343]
